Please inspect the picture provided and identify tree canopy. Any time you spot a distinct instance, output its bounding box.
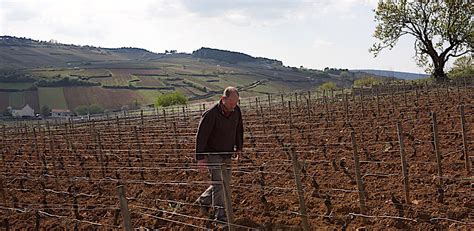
[40,105,51,117]
[74,104,104,115]
[448,55,474,79]
[155,91,188,108]
[319,82,337,91]
[370,0,473,81]
[353,76,381,88]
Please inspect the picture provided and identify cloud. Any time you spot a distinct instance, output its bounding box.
[0,0,425,73]
[177,0,302,26]
[1,0,40,22]
[178,0,317,26]
[176,0,380,27]
[312,38,334,49]
[179,0,290,17]
[0,0,380,33]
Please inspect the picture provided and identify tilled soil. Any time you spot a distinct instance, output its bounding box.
[0,86,473,230]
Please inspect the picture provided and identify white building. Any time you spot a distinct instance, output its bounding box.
[51,109,73,118]
[11,104,35,118]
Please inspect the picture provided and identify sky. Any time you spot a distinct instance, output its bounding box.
[0,0,437,74]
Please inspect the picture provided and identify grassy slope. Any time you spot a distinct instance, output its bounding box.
[38,87,68,109]
[0,82,34,90]
[138,90,164,104]
[1,58,348,110]
[8,92,25,108]
[0,43,358,110]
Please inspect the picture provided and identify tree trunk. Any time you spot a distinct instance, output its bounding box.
[432,57,448,83]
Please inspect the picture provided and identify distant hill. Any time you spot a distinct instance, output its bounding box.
[0,35,392,113]
[192,47,283,65]
[351,69,429,80]
[0,36,165,69]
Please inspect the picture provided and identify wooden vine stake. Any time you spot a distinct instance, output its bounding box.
[415,87,419,106]
[324,96,330,124]
[288,101,310,231]
[457,84,462,104]
[33,127,40,160]
[295,92,298,108]
[117,185,132,231]
[96,131,106,178]
[351,87,355,101]
[459,105,470,174]
[396,122,410,203]
[360,90,365,118]
[344,93,349,121]
[163,109,167,123]
[255,97,259,111]
[376,88,380,116]
[267,94,272,113]
[260,106,266,135]
[431,112,443,187]
[403,83,408,107]
[1,125,5,159]
[182,106,186,121]
[134,126,145,180]
[116,116,122,150]
[220,163,235,230]
[350,131,368,224]
[0,173,8,230]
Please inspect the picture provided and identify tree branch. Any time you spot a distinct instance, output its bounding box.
[446,50,473,61]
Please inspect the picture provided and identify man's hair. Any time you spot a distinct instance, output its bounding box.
[223,86,239,97]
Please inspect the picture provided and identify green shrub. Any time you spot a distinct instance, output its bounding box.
[75,105,89,115]
[88,104,104,114]
[319,82,336,91]
[155,91,187,107]
[354,76,381,87]
[74,104,104,115]
[41,105,51,117]
[448,55,474,80]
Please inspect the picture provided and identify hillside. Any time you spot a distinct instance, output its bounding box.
[192,47,282,65]
[0,36,373,113]
[0,36,165,69]
[351,69,429,80]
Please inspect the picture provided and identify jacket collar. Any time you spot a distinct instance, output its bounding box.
[218,100,233,117]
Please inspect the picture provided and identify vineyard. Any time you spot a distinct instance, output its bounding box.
[0,84,473,230]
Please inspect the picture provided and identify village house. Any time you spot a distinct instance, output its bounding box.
[10,104,35,118]
[51,109,73,118]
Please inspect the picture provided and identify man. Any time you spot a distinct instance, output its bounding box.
[195,86,243,223]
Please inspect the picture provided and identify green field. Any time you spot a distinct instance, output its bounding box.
[38,87,68,109]
[1,51,358,111]
[8,92,25,108]
[250,82,287,94]
[0,82,34,90]
[98,74,133,86]
[32,69,76,78]
[220,74,255,86]
[137,90,165,104]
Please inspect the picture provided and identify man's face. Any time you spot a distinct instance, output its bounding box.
[222,93,239,111]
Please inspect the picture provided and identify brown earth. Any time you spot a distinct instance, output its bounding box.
[0,92,9,112]
[24,90,40,112]
[63,86,145,110]
[0,85,472,230]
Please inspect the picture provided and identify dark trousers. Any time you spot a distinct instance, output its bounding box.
[196,155,232,220]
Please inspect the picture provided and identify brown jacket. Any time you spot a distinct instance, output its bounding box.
[195,102,243,160]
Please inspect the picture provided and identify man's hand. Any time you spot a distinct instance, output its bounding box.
[233,150,242,162]
[197,159,207,173]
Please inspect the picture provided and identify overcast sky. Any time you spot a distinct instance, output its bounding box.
[1,0,436,73]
